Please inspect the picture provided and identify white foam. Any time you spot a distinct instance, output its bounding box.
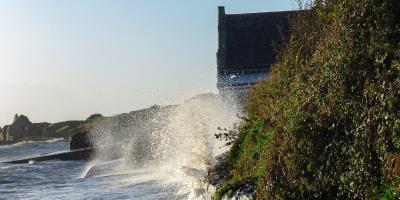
[79,160,98,179]
[0,141,33,149]
[88,93,241,198]
[45,138,64,143]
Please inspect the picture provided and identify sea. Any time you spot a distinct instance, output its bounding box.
[0,94,240,200]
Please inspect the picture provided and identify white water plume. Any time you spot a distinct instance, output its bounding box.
[79,160,98,179]
[86,93,241,198]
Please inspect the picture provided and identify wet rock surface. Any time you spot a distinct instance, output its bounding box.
[70,131,92,150]
[205,153,254,200]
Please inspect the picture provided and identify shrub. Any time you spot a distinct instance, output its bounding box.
[218,0,400,199]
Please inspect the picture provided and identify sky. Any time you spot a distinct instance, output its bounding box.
[0,0,296,125]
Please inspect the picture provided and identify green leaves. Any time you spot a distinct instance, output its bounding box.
[216,0,400,199]
[380,186,400,200]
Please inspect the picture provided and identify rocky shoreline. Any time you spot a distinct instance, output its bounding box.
[203,176,254,200]
[203,154,254,200]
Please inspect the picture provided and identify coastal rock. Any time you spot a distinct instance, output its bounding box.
[8,114,33,141]
[70,131,92,150]
[203,173,254,200]
[222,187,254,200]
[0,114,86,143]
[205,153,254,200]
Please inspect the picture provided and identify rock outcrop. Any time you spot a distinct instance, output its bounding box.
[206,154,254,200]
[67,103,181,162]
[0,114,86,143]
[8,114,32,141]
[70,131,92,150]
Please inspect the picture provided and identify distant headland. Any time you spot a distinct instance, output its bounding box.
[0,113,103,145]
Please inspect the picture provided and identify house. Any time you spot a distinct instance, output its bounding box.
[216,6,296,101]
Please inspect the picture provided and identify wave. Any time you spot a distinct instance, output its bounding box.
[0,138,64,150]
[0,93,241,199]
[79,160,98,178]
[0,141,34,149]
[44,138,65,143]
[87,93,241,199]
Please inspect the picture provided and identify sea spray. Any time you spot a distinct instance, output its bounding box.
[79,160,98,178]
[86,93,241,198]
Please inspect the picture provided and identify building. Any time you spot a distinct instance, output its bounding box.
[216,6,296,101]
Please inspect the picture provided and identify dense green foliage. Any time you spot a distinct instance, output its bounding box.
[216,0,400,199]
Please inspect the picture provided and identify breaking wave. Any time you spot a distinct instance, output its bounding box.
[86,93,241,199]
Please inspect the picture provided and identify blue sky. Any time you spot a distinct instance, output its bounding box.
[0,0,296,125]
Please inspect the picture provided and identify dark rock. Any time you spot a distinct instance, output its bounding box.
[9,114,32,141]
[70,131,92,150]
[4,147,94,164]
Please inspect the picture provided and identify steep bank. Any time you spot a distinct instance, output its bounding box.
[214,0,400,199]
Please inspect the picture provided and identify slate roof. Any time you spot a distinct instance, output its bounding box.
[217,7,296,73]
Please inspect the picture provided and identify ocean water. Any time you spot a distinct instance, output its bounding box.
[0,139,188,200]
[0,94,240,200]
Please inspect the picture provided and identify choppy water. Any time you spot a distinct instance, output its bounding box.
[0,94,240,200]
[0,140,190,200]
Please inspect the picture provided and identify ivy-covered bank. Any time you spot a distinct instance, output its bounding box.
[214,0,400,199]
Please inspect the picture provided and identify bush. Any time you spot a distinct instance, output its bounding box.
[218,0,400,199]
